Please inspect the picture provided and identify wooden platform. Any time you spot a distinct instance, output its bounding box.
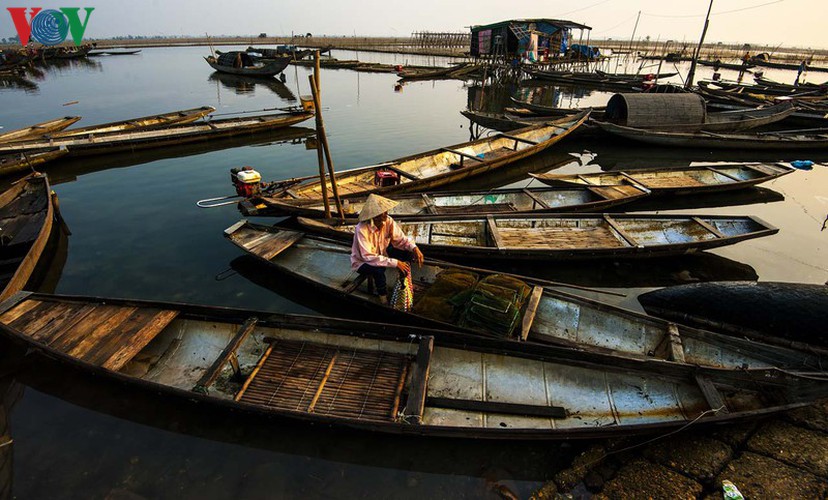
[0,297,178,371]
[236,338,411,422]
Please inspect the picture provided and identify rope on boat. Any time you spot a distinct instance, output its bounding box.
[196,195,242,208]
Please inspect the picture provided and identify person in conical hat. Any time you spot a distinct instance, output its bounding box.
[350,194,424,304]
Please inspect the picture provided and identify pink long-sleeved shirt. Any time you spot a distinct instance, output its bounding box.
[350,216,417,270]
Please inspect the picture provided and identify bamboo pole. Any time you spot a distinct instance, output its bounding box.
[311,51,331,217]
[308,73,345,221]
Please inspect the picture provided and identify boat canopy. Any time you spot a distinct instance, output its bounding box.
[604,93,707,128]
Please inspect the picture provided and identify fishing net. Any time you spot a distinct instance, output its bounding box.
[458,274,532,338]
[390,270,414,312]
[412,269,479,322]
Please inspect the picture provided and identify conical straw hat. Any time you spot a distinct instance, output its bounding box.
[358,194,398,222]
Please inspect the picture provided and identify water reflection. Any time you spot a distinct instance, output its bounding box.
[0,75,38,94]
[0,377,21,500]
[32,56,102,75]
[208,72,297,101]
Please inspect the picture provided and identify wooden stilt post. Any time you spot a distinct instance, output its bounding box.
[311,51,330,217]
[308,73,345,221]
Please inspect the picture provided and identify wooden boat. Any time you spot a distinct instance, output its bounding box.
[509,97,606,119]
[595,121,828,149]
[52,46,91,59]
[697,59,754,71]
[595,69,679,80]
[241,184,650,218]
[0,111,314,158]
[296,212,778,261]
[205,51,290,77]
[0,173,59,302]
[753,76,828,93]
[530,162,795,195]
[397,63,472,80]
[88,49,142,56]
[259,110,590,203]
[224,221,823,371]
[638,281,828,354]
[44,106,216,139]
[0,149,69,177]
[0,116,81,144]
[1,293,826,440]
[461,110,556,131]
[707,80,825,97]
[752,59,828,73]
[661,101,795,132]
[3,106,216,143]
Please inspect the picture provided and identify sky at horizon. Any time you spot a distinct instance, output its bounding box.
[1,0,825,50]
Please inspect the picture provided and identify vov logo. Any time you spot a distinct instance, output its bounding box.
[6,7,95,46]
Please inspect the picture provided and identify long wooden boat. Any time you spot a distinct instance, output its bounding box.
[752,59,828,73]
[460,110,550,132]
[753,76,827,93]
[595,69,679,80]
[241,184,650,218]
[697,59,754,71]
[88,49,142,56]
[259,110,590,202]
[0,149,69,177]
[205,52,290,77]
[223,221,821,371]
[530,162,795,195]
[709,80,825,97]
[1,293,825,440]
[397,63,472,80]
[638,281,828,354]
[296,212,778,261]
[0,116,80,144]
[37,106,217,140]
[0,173,59,302]
[0,111,314,157]
[509,97,606,119]
[595,121,828,149]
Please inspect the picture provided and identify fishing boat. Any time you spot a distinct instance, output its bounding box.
[223,221,820,371]
[257,110,590,203]
[295,212,778,261]
[595,121,828,149]
[0,149,69,177]
[460,110,558,132]
[530,162,795,196]
[205,51,290,77]
[0,173,60,302]
[38,106,217,140]
[603,93,795,133]
[0,111,314,158]
[397,63,474,80]
[1,293,825,440]
[246,46,312,61]
[88,49,142,56]
[240,184,650,218]
[753,75,828,93]
[595,69,679,80]
[508,97,606,119]
[638,281,828,354]
[0,116,81,144]
[697,59,754,71]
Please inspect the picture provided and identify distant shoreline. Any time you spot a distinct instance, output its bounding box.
[3,35,826,63]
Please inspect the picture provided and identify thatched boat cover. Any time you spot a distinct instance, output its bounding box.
[216,51,256,67]
[605,93,706,127]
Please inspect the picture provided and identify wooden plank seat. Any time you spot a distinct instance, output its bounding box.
[235,338,411,422]
[0,297,178,371]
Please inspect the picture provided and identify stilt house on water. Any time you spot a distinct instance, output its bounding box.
[469,19,593,66]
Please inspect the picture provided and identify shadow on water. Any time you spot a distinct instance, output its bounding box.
[0,341,579,486]
[208,72,297,101]
[0,75,38,94]
[44,127,316,185]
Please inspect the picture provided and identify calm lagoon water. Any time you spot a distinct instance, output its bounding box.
[0,46,827,498]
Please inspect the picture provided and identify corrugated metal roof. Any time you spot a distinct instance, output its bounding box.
[470,18,591,32]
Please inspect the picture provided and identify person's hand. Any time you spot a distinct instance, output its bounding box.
[396,261,411,274]
[413,247,424,267]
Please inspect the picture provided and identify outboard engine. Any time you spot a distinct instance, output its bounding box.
[231,166,262,197]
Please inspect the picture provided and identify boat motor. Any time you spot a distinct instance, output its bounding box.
[231,166,262,197]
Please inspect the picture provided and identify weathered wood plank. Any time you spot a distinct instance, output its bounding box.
[0,298,42,326]
[32,303,98,344]
[193,316,259,393]
[64,307,139,358]
[426,397,567,418]
[486,216,505,249]
[404,336,433,424]
[521,286,544,341]
[602,215,639,247]
[441,148,485,162]
[692,217,725,238]
[248,230,304,260]
[49,305,131,352]
[99,310,179,371]
[695,375,730,414]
